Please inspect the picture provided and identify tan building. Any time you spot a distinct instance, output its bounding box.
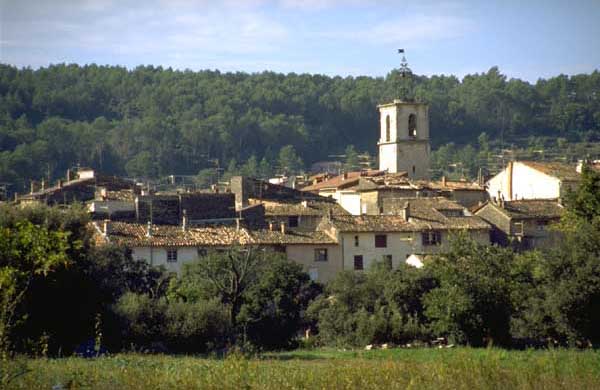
[91,219,344,283]
[318,197,491,271]
[474,199,564,250]
[377,99,430,179]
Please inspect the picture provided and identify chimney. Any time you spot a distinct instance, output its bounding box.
[441,176,446,187]
[236,218,241,231]
[342,172,348,180]
[500,195,505,208]
[301,200,308,208]
[41,179,45,191]
[402,202,410,222]
[66,169,72,182]
[507,161,514,201]
[182,210,188,232]
[57,179,63,189]
[269,221,274,231]
[146,221,153,237]
[102,219,111,236]
[30,180,36,194]
[280,221,286,234]
[477,168,483,187]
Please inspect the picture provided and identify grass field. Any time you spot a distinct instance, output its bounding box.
[2,348,600,389]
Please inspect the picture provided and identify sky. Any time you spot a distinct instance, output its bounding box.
[1,0,599,82]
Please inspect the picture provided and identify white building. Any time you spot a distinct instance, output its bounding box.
[486,161,580,201]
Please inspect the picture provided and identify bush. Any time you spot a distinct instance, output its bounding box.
[308,263,434,347]
[423,234,514,346]
[114,293,230,353]
[171,247,319,350]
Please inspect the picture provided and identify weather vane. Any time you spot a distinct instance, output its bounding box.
[397,49,413,100]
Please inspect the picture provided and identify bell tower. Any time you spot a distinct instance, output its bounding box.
[377,50,430,179]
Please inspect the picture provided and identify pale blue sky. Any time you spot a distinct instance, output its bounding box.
[1,0,599,82]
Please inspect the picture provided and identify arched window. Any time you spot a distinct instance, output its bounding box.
[385,115,391,141]
[408,114,417,137]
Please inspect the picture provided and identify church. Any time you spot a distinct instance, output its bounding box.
[377,99,430,179]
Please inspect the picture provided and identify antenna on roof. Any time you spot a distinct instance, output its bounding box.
[397,49,413,100]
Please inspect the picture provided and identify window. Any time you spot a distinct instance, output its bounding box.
[354,255,364,270]
[422,231,442,246]
[197,248,207,258]
[383,255,392,269]
[385,115,391,141]
[167,249,178,263]
[513,222,524,236]
[408,113,417,137]
[375,234,387,248]
[354,235,359,247]
[288,215,299,228]
[314,248,328,262]
[412,165,416,175]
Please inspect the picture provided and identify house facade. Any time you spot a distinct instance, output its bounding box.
[486,161,580,201]
[92,219,344,283]
[318,197,491,271]
[474,199,564,250]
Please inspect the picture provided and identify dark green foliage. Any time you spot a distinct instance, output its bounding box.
[308,263,436,347]
[239,256,321,349]
[1,64,599,191]
[423,235,515,346]
[171,247,319,349]
[113,293,230,353]
[512,167,600,346]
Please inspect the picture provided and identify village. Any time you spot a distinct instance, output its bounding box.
[12,96,597,283]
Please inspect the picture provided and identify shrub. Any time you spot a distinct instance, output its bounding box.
[309,263,434,347]
[113,293,230,353]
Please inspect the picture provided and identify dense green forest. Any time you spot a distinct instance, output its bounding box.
[0,63,599,192]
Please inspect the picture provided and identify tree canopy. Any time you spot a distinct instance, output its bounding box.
[0,64,599,191]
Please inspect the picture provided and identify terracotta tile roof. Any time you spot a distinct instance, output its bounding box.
[321,198,489,232]
[422,179,484,191]
[92,221,339,247]
[325,215,416,232]
[383,197,490,230]
[357,174,484,192]
[19,178,95,199]
[102,190,137,201]
[260,200,349,216]
[301,170,384,192]
[521,161,581,181]
[95,221,253,247]
[357,173,417,191]
[498,199,564,219]
[249,229,337,245]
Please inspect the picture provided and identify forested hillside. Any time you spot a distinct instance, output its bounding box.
[0,63,599,192]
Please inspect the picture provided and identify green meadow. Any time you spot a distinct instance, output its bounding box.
[3,348,600,389]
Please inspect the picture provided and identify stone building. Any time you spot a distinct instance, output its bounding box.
[377,99,430,179]
[318,197,490,271]
[91,219,343,283]
[17,168,135,206]
[473,199,564,250]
